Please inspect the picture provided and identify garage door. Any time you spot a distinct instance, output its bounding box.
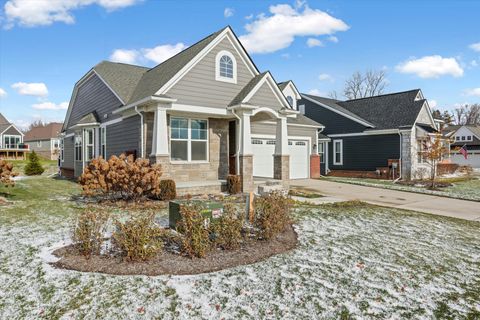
[251,138,309,179]
[451,153,480,168]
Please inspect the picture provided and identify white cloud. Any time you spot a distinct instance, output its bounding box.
[395,55,464,78]
[429,99,438,108]
[470,60,478,67]
[328,35,338,43]
[11,82,48,97]
[32,101,69,110]
[308,89,324,95]
[245,14,254,20]
[238,2,349,54]
[13,114,64,130]
[306,38,323,47]
[318,73,333,81]
[109,43,186,65]
[3,0,141,28]
[142,43,187,64]
[0,88,6,98]
[469,42,480,52]
[224,7,234,18]
[465,88,480,97]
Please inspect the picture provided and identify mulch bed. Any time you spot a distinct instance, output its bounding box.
[52,225,298,276]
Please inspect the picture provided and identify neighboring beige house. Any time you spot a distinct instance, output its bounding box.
[24,123,63,160]
[60,26,323,194]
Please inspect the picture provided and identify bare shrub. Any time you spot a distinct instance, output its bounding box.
[72,208,109,257]
[176,204,211,258]
[157,179,176,201]
[253,192,292,240]
[112,211,163,262]
[0,160,17,187]
[79,154,162,201]
[211,203,244,250]
[226,175,241,194]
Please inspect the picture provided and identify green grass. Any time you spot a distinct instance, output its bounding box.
[10,159,58,176]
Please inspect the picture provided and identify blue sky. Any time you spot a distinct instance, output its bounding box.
[0,0,479,129]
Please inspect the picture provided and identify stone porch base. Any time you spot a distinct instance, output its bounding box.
[176,180,227,196]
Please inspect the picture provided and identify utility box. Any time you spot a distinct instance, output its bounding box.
[169,200,224,229]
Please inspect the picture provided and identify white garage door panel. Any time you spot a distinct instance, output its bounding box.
[451,153,480,168]
[251,138,309,179]
[288,140,309,179]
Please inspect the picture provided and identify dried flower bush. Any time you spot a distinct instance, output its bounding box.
[157,179,176,201]
[211,203,244,250]
[79,154,162,201]
[112,211,163,262]
[72,208,110,257]
[0,160,17,187]
[227,175,241,194]
[253,191,292,240]
[176,204,211,258]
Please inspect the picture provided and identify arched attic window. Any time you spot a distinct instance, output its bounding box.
[215,50,237,84]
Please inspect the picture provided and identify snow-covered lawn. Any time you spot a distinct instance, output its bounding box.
[324,176,480,202]
[1,177,479,319]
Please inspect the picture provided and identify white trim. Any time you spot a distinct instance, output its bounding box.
[2,134,23,149]
[158,28,258,95]
[64,133,74,138]
[453,126,480,141]
[251,133,312,149]
[169,117,209,163]
[415,99,437,129]
[242,72,291,110]
[0,124,24,136]
[172,103,230,116]
[333,139,343,165]
[112,96,177,114]
[100,117,123,127]
[260,120,324,129]
[301,94,375,128]
[215,50,237,84]
[328,129,400,137]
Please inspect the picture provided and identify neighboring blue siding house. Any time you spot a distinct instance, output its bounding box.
[299,90,439,180]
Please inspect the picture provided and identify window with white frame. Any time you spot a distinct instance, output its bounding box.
[333,139,343,165]
[100,127,106,159]
[84,128,95,161]
[37,141,42,147]
[215,50,236,83]
[3,135,21,149]
[318,142,325,163]
[60,138,64,162]
[170,117,208,162]
[74,135,82,161]
[286,96,294,107]
[52,139,60,149]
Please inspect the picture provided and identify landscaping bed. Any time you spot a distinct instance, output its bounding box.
[51,225,297,276]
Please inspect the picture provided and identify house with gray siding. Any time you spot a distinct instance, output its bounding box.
[443,124,480,168]
[299,90,439,180]
[0,113,29,160]
[24,122,63,160]
[60,26,323,193]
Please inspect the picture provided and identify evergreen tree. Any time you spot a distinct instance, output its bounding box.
[24,151,45,176]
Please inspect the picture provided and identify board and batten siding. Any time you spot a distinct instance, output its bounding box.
[248,82,283,112]
[300,98,367,134]
[329,134,400,171]
[166,35,254,108]
[67,73,123,131]
[106,115,141,157]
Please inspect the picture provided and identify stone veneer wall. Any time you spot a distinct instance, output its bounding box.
[239,155,253,193]
[151,118,229,183]
[273,155,289,187]
[401,131,412,180]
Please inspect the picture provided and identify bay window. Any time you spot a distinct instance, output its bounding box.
[170,117,208,162]
[84,128,95,161]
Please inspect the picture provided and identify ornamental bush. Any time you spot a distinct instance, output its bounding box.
[157,179,176,201]
[253,191,292,240]
[176,203,211,258]
[79,154,162,201]
[0,160,17,187]
[112,211,163,262]
[24,151,45,176]
[72,208,109,257]
[211,203,244,250]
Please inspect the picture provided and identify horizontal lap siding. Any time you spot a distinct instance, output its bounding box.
[106,115,141,157]
[3,126,22,135]
[62,136,74,169]
[248,82,283,111]
[68,74,122,128]
[329,134,400,170]
[300,98,367,134]
[166,36,253,108]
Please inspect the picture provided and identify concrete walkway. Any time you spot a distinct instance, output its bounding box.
[291,179,480,221]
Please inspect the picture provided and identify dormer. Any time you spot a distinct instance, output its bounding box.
[278,80,301,110]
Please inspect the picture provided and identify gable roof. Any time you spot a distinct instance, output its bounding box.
[229,72,268,106]
[277,81,289,91]
[78,112,100,125]
[303,89,429,130]
[288,113,323,127]
[444,124,480,140]
[0,113,11,134]
[24,123,63,141]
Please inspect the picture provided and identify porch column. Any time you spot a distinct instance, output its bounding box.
[149,105,170,176]
[237,110,253,193]
[274,116,290,184]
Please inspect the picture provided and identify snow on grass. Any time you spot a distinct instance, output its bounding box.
[325,176,480,202]
[0,178,479,318]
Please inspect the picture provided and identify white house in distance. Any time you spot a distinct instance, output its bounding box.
[443,124,480,168]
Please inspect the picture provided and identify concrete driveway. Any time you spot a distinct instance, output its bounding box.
[291,179,480,221]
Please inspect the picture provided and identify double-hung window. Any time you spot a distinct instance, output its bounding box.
[84,128,95,161]
[100,127,106,158]
[60,139,64,162]
[170,117,208,162]
[333,139,343,165]
[318,142,325,163]
[74,135,82,161]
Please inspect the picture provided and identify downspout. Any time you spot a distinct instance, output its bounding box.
[134,106,144,158]
[231,109,241,175]
[395,131,402,183]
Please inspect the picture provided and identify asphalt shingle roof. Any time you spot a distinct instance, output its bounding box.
[229,72,268,107]
[24,123,63,141]
[0,113,13,134]
[288,113,323,127]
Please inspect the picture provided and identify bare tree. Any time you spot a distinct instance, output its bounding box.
[328,90,338,100]
[343,70,388,100]
[24,120,46,133]
[454,104,480,125]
